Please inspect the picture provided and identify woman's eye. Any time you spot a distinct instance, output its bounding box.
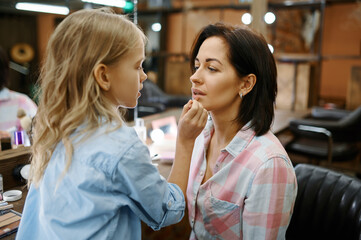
[208,67,217,72]
[194,66,199,71]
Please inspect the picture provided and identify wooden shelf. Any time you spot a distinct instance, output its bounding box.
[0,147,31,190]
[275,53,320,63]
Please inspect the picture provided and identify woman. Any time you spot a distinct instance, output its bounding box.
[16,8,207,240]
[186,23,297,239]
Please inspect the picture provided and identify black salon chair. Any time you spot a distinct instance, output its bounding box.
[310,106,352,120]
[286,164,361,240]
[285,105,361,173]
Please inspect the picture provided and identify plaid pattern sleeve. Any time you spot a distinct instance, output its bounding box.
[187,120,297,240]
[242,156,297,239]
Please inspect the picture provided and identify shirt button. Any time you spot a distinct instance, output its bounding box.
[168,201,172,208]
[200,171,204,176]
[191,220,194,224]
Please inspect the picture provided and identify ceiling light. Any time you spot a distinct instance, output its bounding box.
[151,23,161,32]
[81,0,126,8]
[15,2,69,15]
[241,13,252,25]
[264,12,276,24]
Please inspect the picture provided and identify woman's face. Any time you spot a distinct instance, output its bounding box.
[105,39,147,108]
[190,36,242,113]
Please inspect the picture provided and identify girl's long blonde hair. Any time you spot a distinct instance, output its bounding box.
[30,8,146,186]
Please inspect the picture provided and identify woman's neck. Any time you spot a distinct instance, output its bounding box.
[210,108,241,149]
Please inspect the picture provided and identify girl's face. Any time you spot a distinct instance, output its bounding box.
[105,40,147,108]
[190,36,242,113]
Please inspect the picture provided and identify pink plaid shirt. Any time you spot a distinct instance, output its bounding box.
[0,88,37,131]
[186,118,297,240]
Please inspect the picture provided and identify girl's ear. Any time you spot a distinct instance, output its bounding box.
[94,63,110,91]
[239,73,256,97]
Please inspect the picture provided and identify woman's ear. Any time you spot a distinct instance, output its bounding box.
[94,63,110,91]
[239,73,256,97]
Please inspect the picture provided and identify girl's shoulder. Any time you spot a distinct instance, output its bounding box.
[70,123,145,173]
[93,122,139,146]
[72,122,140,157]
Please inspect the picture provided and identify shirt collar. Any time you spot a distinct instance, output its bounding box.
[203,117,256,158]
[0,88,10,101]
[225,123,255,158]
[203,114,213,138]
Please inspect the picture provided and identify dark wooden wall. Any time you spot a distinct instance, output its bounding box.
[0,12,38,98]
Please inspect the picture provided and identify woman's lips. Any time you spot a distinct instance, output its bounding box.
[192,88,206,97]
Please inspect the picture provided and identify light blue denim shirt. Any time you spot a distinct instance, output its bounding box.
[16,122,185,240]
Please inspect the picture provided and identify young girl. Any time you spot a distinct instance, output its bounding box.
[16,8,207,239]
[186,23,297,239]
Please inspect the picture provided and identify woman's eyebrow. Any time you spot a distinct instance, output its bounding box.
[194,58,222,65]
[205,58,222,65]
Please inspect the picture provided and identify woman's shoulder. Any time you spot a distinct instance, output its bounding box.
[252,131,288,156]
[244,133,296,184]
[239,130,292,171]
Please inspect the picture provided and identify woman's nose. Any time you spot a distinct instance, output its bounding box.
[190,71,202,84]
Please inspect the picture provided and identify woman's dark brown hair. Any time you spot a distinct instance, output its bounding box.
[190,23,277,136]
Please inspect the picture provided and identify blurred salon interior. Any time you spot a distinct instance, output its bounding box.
[0,0,361,239]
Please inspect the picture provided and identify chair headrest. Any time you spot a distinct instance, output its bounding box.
[286,164,361,240]
[340,104,361,127]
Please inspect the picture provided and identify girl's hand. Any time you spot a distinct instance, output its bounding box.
[168,99,207,194]
[177,100,208,141]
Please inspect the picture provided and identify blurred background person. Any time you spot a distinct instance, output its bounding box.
[0,46,37,145]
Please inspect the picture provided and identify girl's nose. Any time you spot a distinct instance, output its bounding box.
[141,71,147,83]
